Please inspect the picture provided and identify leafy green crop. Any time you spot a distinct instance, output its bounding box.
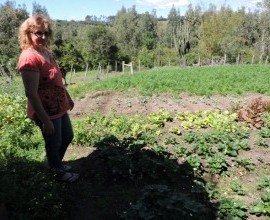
[176,110,241,131]
[148,109,173,127]
[122,184,212,219]
[257,176,270,191]
[233,158,255,171]
[206,153,228,174]
[251,193,270,216]
[230,180,246,195]
[0,94,42,158]
[217,198,248,219]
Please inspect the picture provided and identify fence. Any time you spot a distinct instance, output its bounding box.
[1,53,269,84]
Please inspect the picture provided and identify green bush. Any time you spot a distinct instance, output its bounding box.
[0,94,71,219]
[0,94,41,157]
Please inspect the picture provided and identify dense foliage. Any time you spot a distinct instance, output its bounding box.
[1,0,270,76]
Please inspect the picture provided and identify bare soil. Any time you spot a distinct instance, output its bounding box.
[64,91,270,220]
[69,91,270,118]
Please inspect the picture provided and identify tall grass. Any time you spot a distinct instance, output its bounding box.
[67,64,270,98]
[1,64,270,98]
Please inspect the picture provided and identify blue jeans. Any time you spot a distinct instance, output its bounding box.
[36,113,74,169]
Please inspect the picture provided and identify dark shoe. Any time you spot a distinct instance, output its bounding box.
[57,172,79,183]
[63,165,72,171]
[48,164,72,172]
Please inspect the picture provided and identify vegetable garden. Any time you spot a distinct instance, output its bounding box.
[1,65,270,219]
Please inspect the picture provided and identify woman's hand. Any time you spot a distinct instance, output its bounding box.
[42,120,55,136]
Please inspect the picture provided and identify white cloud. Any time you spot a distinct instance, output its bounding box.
[229,0,261,7]
[190,0,262,10]
[236,0,261,5]
[136,0,190,9]
[134,0,262,13]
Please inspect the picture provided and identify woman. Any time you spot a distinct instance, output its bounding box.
[18,15,79,183]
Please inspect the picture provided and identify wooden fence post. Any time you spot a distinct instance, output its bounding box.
[106,63,109,74]
[130,62,133,74]
[236,54,240,65]
[259,54,263,64]
[122,61,133,74]
[265,56,268,64]
[84,63,89,81]
[96,63,101,80]
[69,64,73,85]
[122,61,125,73]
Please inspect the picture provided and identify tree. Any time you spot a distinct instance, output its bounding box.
[52,39,84,75]
[137,12,158,50]
[256,0,270,62]
[167,5,194,65]
[198,5,245,62]
[166,5,181,48]
[0,1,28,71]
[82,25,118,68]
[32,1,49,17]
[218,6,246,61]
[185,4,202,50]
[226,8,257,63]
[113,6,140,61]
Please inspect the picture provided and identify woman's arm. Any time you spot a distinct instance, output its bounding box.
[21,70,55,136]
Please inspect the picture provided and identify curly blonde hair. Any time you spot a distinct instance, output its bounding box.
[18,14,54,50]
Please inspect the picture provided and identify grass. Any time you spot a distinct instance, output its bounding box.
[66,64,270,99]
[3,64,270,98]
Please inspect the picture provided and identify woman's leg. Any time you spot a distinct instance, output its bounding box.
[36,113,73,169]
[36,117,63,169]
[59,113,74,161]
[36,115,78,182]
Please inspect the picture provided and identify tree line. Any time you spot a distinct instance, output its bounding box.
[1,0,270,76]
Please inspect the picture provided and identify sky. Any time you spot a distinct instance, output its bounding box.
[2,0,262,21]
